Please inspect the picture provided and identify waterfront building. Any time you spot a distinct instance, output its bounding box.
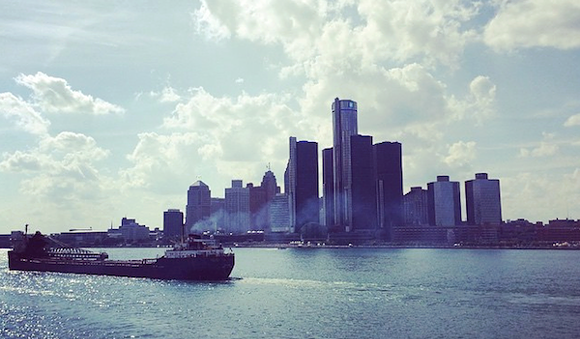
[248,169,281,231]
[427,176,462,226]
[322,147,334,229]
[348,134,376,230]
[225,180,250,234]
[404,187,429,226]
[261,169,280,202]
[331,98,358,231]
[210,197,226,231]
[465,173,502,225]
[163,209,183,238]
[374,141,403,238]
[113,217,150,241]
[185,181,211,231]
[286,137,319,233]
[270,193,291,233]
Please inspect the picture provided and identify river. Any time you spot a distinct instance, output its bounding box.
[1,247,579,338]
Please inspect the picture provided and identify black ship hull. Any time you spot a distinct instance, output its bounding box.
[8,251,235,281]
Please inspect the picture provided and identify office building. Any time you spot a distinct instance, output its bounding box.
[249,169,281,231]
[225,180,250,234]
[270,193,291,233]
[210,197,226,231]
[348,134,376,230]
[286,137,319,233]
[465,173,502,225]
[374,141,403,236]
[185,181,211,231]
[427,176,461,226]
[163,209,183,238]
[322,147,334,229]
[403,187,429,226]
[332,98,358,231]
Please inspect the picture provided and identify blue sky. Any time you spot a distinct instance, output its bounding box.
[1,0,579,233]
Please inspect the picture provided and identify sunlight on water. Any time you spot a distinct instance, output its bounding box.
[2,248,580,338]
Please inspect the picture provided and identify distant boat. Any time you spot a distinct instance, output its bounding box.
[8,231,234,281]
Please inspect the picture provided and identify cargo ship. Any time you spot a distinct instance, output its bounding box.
[7,230,235,281]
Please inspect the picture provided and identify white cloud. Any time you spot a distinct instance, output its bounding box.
[193,0,480,73]
[0,92,50,136]
[484,0,580,51]
[520,132,560,158]
[502,169,580,221]
[448,75,496,123]
[192,0,233,41]
[117,89,298,193]
[357,0,480,67]
[150,86,181,103]
[0,131,110,201]
[564,113,580,127]
[15,72,125,115]
[120,132,201,189]
[520,142,559,158]
[443,141,476,167]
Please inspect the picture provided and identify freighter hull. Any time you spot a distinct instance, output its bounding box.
[8,251,235,281]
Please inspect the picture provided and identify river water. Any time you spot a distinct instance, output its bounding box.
[1,247,579,339]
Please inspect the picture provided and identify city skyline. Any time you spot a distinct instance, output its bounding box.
[1,1,580,233]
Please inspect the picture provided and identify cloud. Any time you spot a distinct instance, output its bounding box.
[448,75,496,123]
[118,89,298,194]
[520,142,559,158]
[357,0,480,67]
[192,0,233,41]
[564,113,580,127]
[150,86,181,103]
[502,168,580,221]
[120,132,201,189]
[163,88,295,162]
[0,131,110,202]
[443,141,476,167]
[193,0,480,71]
[0,92,50,136]
[520,132,559,158]
[484,0,580,51]
[15,72,125,115]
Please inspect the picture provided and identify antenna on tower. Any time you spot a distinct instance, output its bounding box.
[267,162,271,171]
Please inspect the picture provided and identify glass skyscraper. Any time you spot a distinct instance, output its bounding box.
[286,137,319,233]
[374,141,403,238]
[331,98,358,231]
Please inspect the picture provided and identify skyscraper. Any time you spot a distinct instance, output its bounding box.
[255,169,281,231]
[163,209,183,238]
[349,135,376,230]
[403,187,429,225]
[225,180,250,234]
[374,141,403,237]
[322,147,334,229]
[331,98,358,231]
[427,176,462,226]
[286,137,319,233]
[185,181,211,231]
[270,193,290,232]
[465,173,502,225]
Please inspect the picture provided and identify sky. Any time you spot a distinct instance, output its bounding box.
[1,0,580,234]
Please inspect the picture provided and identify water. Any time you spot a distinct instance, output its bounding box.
[2,247,580,339]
